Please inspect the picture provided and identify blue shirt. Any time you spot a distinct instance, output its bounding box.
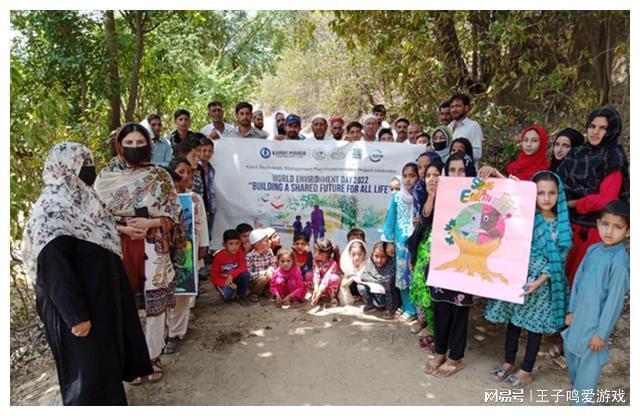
[151,137,173,167]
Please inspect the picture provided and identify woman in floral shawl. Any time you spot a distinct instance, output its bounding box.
[95,122,185,383]
[21,142,152,404]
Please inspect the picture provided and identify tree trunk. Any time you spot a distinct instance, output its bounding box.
[125,11,145,122]
[434,12,478,94]
[104,10,121,133]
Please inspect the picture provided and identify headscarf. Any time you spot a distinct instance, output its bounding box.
[445,152,477,177]
[557,106,629,225]
[413,157,444,220]
[417,151,442,168]
[340,239,367,277]
[549,128,585,172]
[21,142,122,282]
[448,137,475,163]
[530,170,572,327]
[400,162,419,204]
[431,125,453,160]
[506,125,551,180]
[360,244,396,293]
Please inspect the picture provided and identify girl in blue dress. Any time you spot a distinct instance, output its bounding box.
[484,170,572,387]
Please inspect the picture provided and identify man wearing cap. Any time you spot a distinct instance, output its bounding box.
[200,101,233,141]
[361,114,379,141]
[246,228,277,302]
[307,114,329,140]
[329,117,344,140]
[253,110,265,131]
[223,102,268,139]
[283,114,306,140]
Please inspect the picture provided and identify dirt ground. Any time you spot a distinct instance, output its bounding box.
[10,280,630,406]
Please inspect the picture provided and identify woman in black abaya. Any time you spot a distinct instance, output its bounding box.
[21,142,152,405]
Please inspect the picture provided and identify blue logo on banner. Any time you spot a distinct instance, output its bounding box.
[260,147,272,159]
[369,149,383,163]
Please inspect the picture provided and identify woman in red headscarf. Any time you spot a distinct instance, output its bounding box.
[506,125,551,181]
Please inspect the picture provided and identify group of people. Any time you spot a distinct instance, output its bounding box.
[20,92,629,405]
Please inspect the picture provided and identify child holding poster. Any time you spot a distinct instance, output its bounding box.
[269,248,306,307]
[310,238,342,306]
[426,152,476,378]
[164,158,210,354]
[484,171,572,387]
[381,162,420,323]
[562,201,629,405]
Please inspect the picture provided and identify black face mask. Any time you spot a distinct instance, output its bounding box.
[78,165,97,186]
[122,145,149,165]
[277,126,286,135]
[433,141,447,151]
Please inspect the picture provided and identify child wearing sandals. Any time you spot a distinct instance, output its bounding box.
[484,171,572,387]
[269,248,306,307]
[425,152,477,378]
[562,201,629,405]
[339,239,367,307]
[310,238,341,306]
[381,162,420,322]
[359,241,399,318]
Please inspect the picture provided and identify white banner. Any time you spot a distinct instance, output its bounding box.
[211,138,424,249]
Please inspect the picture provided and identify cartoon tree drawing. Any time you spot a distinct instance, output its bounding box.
[435,202,509,284]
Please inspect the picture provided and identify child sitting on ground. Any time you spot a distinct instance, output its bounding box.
[246,228,277,302]
[269,248,307,308]
[266,227,282,256]
[562,200,630,406]
[292,232,314,288]
[339,239,367,306]
[210,229,250,306]
[310,238,341,306]
[359,241,398,317]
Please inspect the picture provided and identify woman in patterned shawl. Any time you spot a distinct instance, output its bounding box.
[95,122,185,383]
[22,142,152,404]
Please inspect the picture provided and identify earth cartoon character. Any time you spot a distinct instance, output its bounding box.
[436,202,509,284]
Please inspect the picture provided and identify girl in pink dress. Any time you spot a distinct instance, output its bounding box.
[310,238,342,306]
[269,248,307,307]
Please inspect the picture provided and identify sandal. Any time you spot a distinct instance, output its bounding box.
[419,336,436,353]
[424,355,446,374]
[433,360,465,378]
[248,294,260,302]
[381,311,395,320]
[551,356,568,370]
[410,319,427,334]
[489,365,512,382]
[504,372,533,387]
[130,377,143,386]
[148,358,164,383]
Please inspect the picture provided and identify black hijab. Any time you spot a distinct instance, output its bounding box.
[550,128,585,172]
[557,106,629,226]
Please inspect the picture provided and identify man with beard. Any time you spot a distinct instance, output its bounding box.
[200,101,233,140]
[272,111,287,140]
[438,100,452,125]
[307,114,329,140]
[330,117,344,140]
[394,118,410,143]
[447,93,483,162]
[284,114,305,140]
[223,102,268,139]
[253,110,265,131]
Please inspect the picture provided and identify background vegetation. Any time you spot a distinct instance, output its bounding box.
[9,10,629,374]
